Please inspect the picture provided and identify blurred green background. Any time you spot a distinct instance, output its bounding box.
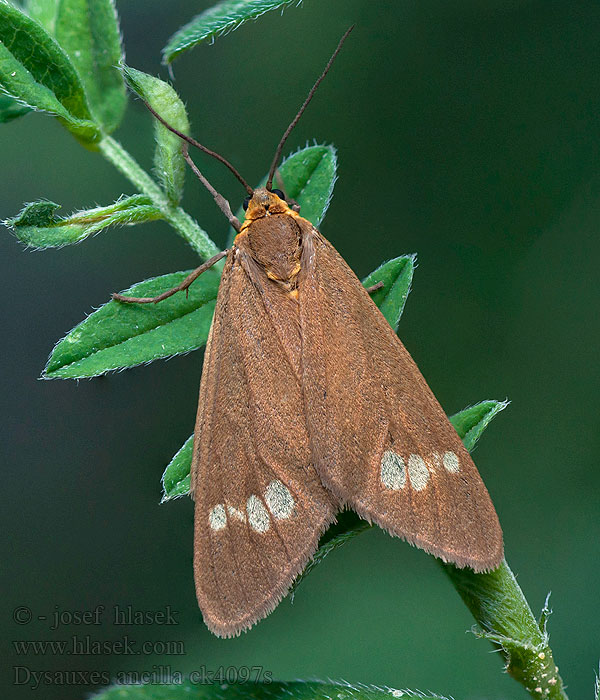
[2,0,599,698]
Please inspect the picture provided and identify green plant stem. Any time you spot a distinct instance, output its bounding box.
[442,559,568,700]
[98,135,219,258]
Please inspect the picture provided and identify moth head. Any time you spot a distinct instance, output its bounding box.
[242,188,289,220]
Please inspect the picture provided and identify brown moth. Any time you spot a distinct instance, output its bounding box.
[115,29,503,638]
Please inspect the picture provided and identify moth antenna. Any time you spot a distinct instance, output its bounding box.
[143,100,254,196]
[181,143,242,231]
[266,25,354,190]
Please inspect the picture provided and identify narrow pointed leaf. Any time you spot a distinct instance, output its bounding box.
[161,435,193,502]
[277,144,337,227]
[44,268,221,379]
[362,254,416,331]
[55,0,126,133]
[449,399,509,452]
[163,0,299,64]
[227,144,337,245]
[92,680,449,700]
[7,195,160,248]
[161,253,413,501]
[122,65,189,205]
[0,92,30,122]
[0,2,99,141]
[538,592,552,638]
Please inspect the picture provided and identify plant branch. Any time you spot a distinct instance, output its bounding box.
[98,135,219,259]
[442,559,568,700]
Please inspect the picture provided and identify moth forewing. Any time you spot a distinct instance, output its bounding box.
[190,205,337,637]
[295,218,503,572]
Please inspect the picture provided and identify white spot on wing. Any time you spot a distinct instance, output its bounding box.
[443,451,460,473]
[227,505,246,522]
[265,480,295,519]
[209,504,226,531]
[408,454,429,491]
[246,495,270,532]
[380,451,406,490]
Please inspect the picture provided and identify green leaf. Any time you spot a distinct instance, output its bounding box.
[227,144,337,246]
[92,680,450,700]
[538,592,552,639]
[0,92,30,122]
[6,195,161,248]
[161,435,192,502]
[163,0,299,64]
[54,0,126,133]
[0,2,99,141]
[26,0,59,34]
[449,399,509,452]
[27,0,127,141]
[362,255,416,332]
[43,268,221,379]
[276,144,337,228]
[161,253,414,502]
[122,65,190,205]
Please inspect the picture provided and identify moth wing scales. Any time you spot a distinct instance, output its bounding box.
[191,245,336,638]
[297,221,503,572]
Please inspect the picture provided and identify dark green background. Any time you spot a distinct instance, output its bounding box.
[2,1,599,698]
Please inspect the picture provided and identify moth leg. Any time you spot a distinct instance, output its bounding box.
[112,249,229,304]
[365,281,384,294]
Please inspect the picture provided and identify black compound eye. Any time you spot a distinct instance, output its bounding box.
[271,188,286,201]
[242,195,251,211]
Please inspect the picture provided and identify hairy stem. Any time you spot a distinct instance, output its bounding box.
[442,559,568,700]
[98,136,219,259]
